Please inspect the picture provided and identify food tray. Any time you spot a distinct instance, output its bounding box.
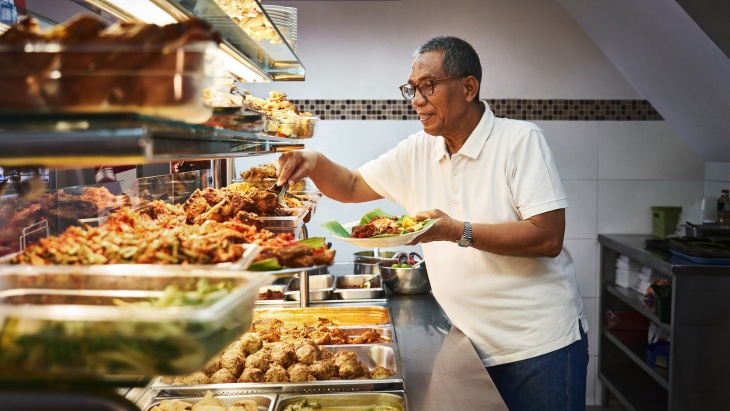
[201,106,266,132]
[294,116,319,139]
[275,391,407,411]
[258,284,287,302]
[0,42,219,123]
[257,207,309,230]
[0,265,271,376]
[333,274,385,300]
[140,392,276,411]
[151,344,404,395]
[1,243,261,270]
[285,274,334,301]
[252,306,391,326]
[669,250,730,265]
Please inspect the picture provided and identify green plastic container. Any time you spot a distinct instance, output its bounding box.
[652,206,682,238]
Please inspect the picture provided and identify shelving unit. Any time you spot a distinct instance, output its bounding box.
[598,234,730,411]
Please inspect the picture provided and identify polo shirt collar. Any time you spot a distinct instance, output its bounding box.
[431,100,495,162]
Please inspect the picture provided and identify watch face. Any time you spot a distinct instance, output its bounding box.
[458,238,471,247]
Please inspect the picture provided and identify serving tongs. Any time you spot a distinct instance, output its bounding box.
[267,182,289,207]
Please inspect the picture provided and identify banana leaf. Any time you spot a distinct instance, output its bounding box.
[248,258,282,271]
[320,220,351,238]
[321,208,440,238]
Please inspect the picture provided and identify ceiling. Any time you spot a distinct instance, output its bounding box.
[557,0,730,162]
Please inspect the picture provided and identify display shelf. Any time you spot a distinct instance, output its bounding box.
[82,0,305,81]
[603,331,669,388]
[605,284,671,332]
[0,112,304,168]
[599,234,730,411]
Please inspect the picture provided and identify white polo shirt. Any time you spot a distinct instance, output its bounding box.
[359,101,588,366]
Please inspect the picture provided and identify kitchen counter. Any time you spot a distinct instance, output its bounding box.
[387,292,507,411]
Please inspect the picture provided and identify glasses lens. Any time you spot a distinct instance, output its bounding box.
[400,84,415,100]
[421,80,435,97]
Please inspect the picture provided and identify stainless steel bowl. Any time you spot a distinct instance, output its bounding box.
[377,262,431,295]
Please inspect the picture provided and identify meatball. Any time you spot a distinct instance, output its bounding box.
[268,341,296,368]
[240,332,263,355]
[370,365,394,379]
[181,371,209,385]
[210,368,237,384]
[244,348,271,372]
[220,349,244,377]
[333,350,358,368]
[201,357,221,376]
[294,340,321,365]
[309,358,337,380]
[264,363,290,382]
[287,363,316,382]
[238,367,265,383]
[338,358,368,380]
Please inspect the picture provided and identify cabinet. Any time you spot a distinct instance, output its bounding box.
[598,234,730,411]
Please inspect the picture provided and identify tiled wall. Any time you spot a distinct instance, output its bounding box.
[291,99,663,121]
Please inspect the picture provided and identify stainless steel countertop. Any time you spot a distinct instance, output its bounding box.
[388,293,508,411]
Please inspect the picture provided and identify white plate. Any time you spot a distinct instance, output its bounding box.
[331,220,436,248]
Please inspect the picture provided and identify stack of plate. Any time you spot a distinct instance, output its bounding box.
[263,5,297,51]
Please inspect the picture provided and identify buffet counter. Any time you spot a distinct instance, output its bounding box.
[328,263,508,411]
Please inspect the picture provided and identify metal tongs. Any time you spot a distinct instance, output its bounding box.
[267,182,289,207]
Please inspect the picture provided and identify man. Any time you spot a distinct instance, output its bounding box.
[276,36,588,410]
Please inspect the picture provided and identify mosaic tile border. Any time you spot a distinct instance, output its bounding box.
[291,99,663,121]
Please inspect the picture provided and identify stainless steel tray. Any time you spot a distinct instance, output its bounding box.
[252,305,391,326]
[285,274,334,301]
[275,391,408,411]
[151,344,404,395]
[140,392,276,411]
[333,274,385,300]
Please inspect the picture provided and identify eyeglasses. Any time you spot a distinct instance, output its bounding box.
[399,75,466,100]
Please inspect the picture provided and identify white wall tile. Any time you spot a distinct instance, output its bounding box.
[705,162,730,182]
[565,239,598,298]
[534,121,599,180]
[597,180,704,234]
[563,180,598,239]
[598,122,704,180]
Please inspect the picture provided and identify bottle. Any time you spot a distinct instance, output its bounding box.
[717,189,730,225]
[0,0,12,25]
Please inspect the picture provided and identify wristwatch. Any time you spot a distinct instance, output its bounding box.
[457,221,473,247]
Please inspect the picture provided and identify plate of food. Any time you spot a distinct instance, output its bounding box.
[321,209,439,248]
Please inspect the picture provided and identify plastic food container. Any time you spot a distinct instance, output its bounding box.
[0,41,219,123]
[295,116,319,139]
[263,114,299,138]
[0,264,271,376]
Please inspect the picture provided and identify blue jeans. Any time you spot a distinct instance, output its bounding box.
[486,323,589,411]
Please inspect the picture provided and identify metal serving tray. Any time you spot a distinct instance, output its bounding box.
[151,344,404,395]
[333,274,385,300]
[252,305,391,327]
[1,243,261,270]
[140,392,276,411]
[275,391,408,411]
[285,274,334,301]
[0,265,271,377]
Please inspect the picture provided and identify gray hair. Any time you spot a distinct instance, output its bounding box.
[416,36,482,96]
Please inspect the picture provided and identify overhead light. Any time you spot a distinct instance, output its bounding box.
[86,0,177,25]
[219,44,270,83]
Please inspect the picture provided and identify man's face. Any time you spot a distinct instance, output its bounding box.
[407,51,466,137]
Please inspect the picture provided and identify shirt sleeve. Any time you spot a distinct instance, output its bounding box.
[358,136,417,204]
[508,128,569,219]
